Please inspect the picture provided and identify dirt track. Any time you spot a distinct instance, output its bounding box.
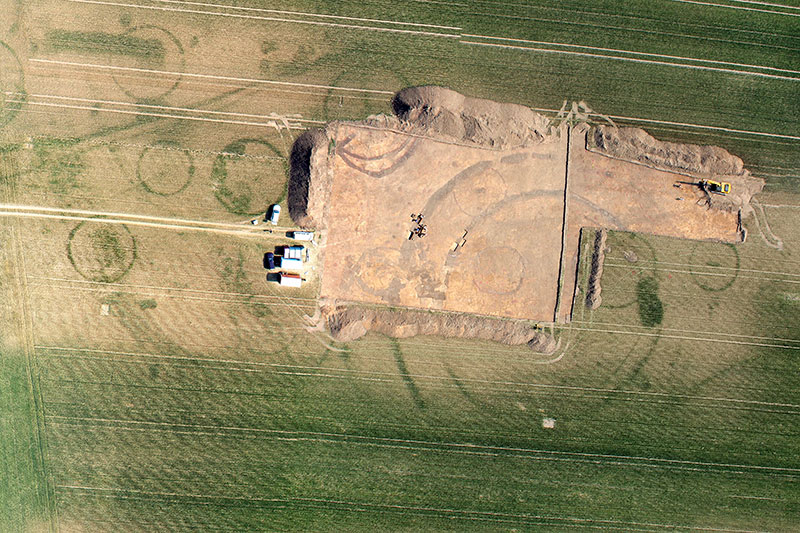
[291,87,764,324]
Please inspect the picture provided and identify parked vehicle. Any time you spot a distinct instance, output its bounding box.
[268,204,281,225]
[291,231,314,241]
[280,257,303,271]
[265,252,275,270]
[278,272,302,287]
[699,179,731,195]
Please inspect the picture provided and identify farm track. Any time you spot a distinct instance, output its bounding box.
[0,204,295,237]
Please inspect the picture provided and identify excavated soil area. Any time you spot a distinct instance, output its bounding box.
[324,305,558,354]
[290,86,764,325]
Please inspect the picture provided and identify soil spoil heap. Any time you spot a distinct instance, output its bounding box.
[324,305,558,354]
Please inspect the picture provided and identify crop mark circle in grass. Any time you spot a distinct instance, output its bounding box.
[600,232,657,309]
[355,247,406,301]
[136,141,194,196]
[111,25,184,101]
[211,139,287,216]
[473,246,525,295]
[453,168,507,217]
[67,220,137,283]
[688,242,740,292]
[0,41,25,128]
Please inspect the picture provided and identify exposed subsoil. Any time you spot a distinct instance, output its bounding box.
[323,304,558,354]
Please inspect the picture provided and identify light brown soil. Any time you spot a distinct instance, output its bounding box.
[324,304,558,354]
[391,86,551,149]
[289,86,765,332]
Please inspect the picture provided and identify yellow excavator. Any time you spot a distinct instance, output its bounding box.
[699,179,731,195]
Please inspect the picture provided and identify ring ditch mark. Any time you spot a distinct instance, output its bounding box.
[336,132,418,178]
[111,25,184,101]
[472,246,525,295]
[0,40,25,128]
[211,138,288,216]
[136,140,194,196]
[688,241,740,292]
[600,232,657,310]
[452,167,507,217]
[67,220,137,283]
[354,247,407,303]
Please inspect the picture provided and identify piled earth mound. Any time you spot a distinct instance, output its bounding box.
[324,305,558,354]
[392,86,551,149]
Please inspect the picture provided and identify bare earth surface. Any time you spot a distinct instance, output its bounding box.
[295,87,764,324]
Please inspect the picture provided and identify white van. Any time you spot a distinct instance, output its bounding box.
[268,204,281,225]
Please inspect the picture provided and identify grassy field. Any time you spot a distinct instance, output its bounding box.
[1,0,799,530]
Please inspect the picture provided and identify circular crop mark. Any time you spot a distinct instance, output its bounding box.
[137,141,194,196]
[689,242,740,292]
[354,247,407,299]
[211,139,287,216]
[111,25,184,101]
[473,246,525,295]
[600,232,657,309]
[453,168,507,216]
[0,41,25,128]
[67,221,137,283]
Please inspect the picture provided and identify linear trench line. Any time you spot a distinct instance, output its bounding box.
[459,40,800,82]
[462,34,800,75]
[65,0,462,38]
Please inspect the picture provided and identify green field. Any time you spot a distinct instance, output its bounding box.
[1,0,799,530]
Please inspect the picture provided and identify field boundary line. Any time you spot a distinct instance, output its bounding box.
[55,485,764,531]
[155,0,463,30]
[27,282,316,310]
[459,40,800,81]
[65,0,462,38]
[36,345,800,409]
[570,320,800,345]
[26,276,316,301]
[30,58,396,94]
[605,259,800,278]
[604,263,800,284]
[8,98,309,131]
[46,418,800,479]
[24,93,325,125]
[569,325,800,350]
[462,34,800,75]
[667,0,800,16]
